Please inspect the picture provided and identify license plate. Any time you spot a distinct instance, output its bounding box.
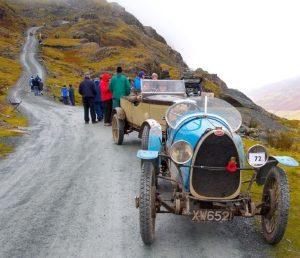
[191,209,233,222]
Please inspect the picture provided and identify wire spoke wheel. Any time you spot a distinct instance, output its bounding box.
[139,161,156,245]
[261,166,290,245]
[112,114,124,145]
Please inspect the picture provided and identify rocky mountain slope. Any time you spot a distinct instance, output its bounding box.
[9,0,187,75]
[3,0,295,136]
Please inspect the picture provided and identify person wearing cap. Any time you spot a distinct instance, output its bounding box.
[78,72,97,124]
[109,66,131,108]
[161,70,171,80]
[133,71,145,92]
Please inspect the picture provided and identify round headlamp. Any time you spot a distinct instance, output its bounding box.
[246,144,268,168]
[170,140,193,164]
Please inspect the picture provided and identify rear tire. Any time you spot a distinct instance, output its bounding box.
[112,114,124,145]
[261,166,290,245]
[141,125,150,150]
[140,161,156,245]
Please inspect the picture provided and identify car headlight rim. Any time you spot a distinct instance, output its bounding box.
[246,144,269,168]
[170,140,193,164]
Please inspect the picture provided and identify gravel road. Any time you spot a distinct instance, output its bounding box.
[0,27,273,258]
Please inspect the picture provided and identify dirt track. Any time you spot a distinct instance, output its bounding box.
[0,27,273,258]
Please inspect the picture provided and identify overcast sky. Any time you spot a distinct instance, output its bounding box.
[108,0,300,93]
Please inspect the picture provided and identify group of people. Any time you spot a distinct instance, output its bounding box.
[29,75,43,96]
[79,66,151,125]
[78,70,116,125]
[29,67,163,125]
[61,84,75,106]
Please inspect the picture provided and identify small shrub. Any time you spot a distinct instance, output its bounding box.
[202,79,221,97]
[267,131,294,150]
[249,118,258,128]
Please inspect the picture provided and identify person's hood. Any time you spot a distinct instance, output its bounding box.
[102,73,111,82]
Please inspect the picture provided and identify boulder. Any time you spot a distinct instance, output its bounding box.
[92,47,120,61]
[72,27,101,44]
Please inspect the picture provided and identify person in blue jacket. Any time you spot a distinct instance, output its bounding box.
[61,85,69,105]
[94,77,104,121]
[133,71,145,92]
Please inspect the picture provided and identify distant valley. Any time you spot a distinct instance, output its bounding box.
[248,77,300,120]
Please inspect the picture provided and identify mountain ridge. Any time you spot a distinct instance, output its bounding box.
[248,77,300,119]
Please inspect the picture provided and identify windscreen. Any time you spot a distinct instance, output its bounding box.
[141,79,185,96]
[165,97,242,132]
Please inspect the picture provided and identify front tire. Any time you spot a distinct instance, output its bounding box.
[261,166,290,245]
[112,114,124,145]
[140,161,156,245]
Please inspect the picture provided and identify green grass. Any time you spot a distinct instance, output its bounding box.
[203,79,221,96]
[0,142,13,157]
[43,38,81,47]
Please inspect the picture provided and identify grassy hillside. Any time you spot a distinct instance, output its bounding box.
[0,0,27,156]
[39,21,185,99]
[7,0,188,100]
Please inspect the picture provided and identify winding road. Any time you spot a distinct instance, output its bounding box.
[0,27,272,258]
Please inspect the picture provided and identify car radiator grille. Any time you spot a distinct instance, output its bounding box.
[191,133,240,198]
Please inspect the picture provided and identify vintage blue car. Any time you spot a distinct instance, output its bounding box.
[135,96,299,245]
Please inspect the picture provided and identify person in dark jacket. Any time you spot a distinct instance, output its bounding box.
[38,80,44,95]
[32,75,40,96]
[161,70,171,80]
[61,85,69,105]
[94,77,104,122]
[78,73,97,124]
[100,73,112,126]
[68,84,75,106]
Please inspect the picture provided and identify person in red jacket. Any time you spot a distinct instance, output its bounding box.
[100,73,113,126]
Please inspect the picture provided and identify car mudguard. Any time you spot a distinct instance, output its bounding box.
[256,155,298,185]
[272,156,299,167]
[112,107,125,120]
[139,119,162,152]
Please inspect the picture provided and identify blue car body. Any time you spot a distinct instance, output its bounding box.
[136,95,299,246]
[137,97,298,195]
